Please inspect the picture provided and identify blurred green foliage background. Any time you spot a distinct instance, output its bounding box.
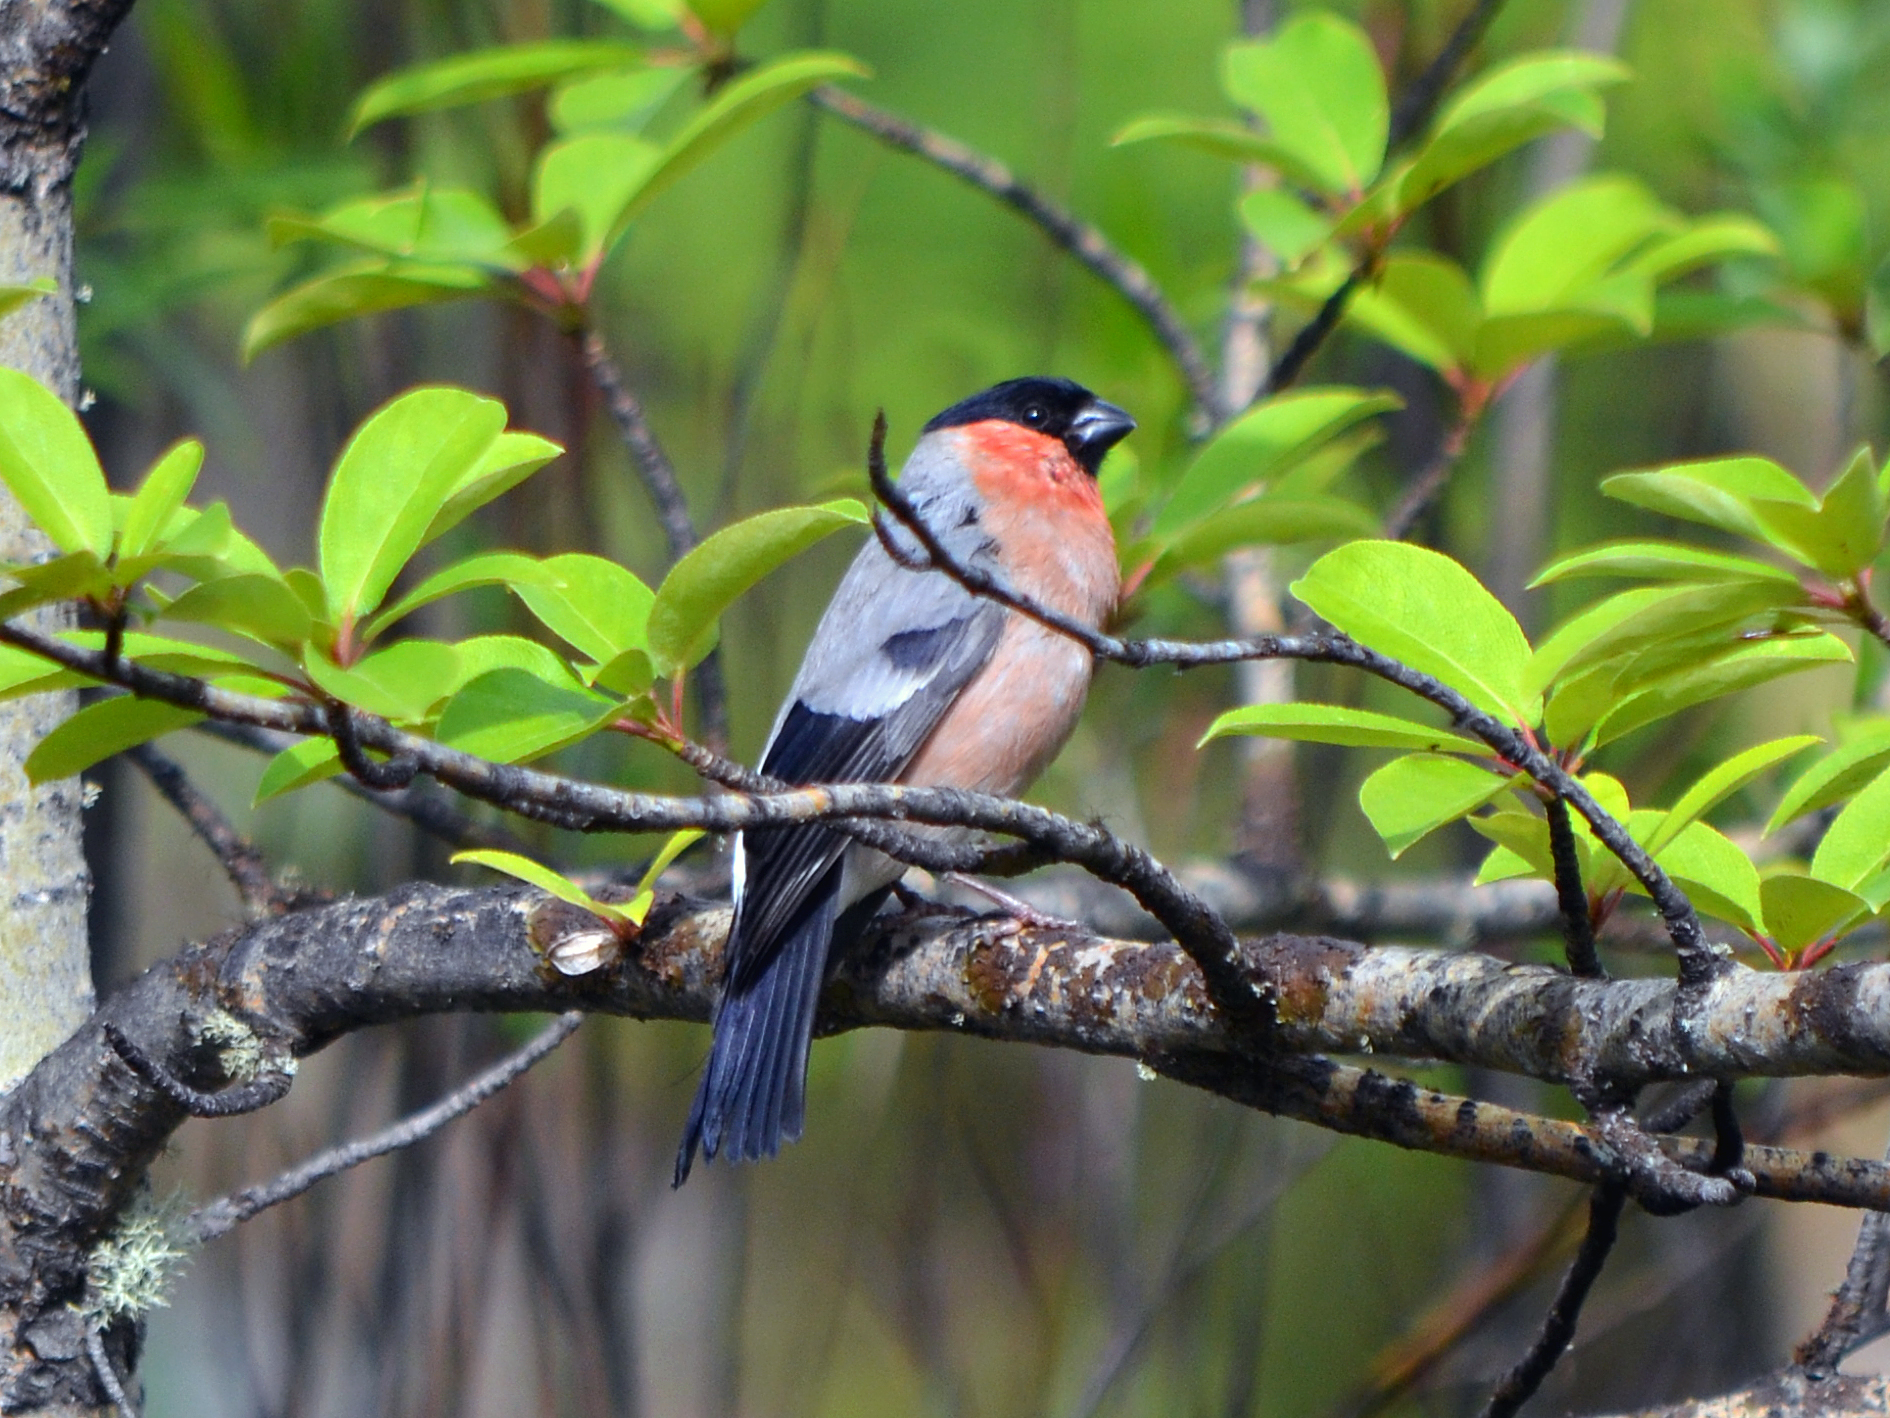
[65,0,1890,1412]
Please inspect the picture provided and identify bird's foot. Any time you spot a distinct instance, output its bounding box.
[943,873,1086,935]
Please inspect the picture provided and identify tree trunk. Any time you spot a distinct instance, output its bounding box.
[1,2,141,1411]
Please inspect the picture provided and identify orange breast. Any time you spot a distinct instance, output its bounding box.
[901,422,1120,797]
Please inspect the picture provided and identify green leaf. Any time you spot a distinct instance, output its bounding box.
[1767,725,1890,832]
[1812,764,1890,890]
[319,387,509,626]
[269,186,520,270]
[24,697,205,783]
[1595,632,1852,746]
[1481,176,1676,316]
[450,848,633,925]
[242,261,491,361]
[119,440,204,561]
[1747,446,1885,578]
[304,640,463,723]
[253,738,344,804]
[1391,52,1626,212]
[516,552,656,664]
[1644,735,1821,855]
[422,431,563,545]
[540,53,870,266]
[434,667,621,763]
[453,634,590,692]
[1530,540,1799,589]
[1343,253,1480,375]
[360,550,548,643]
[1623,215,1778,282]
[1292,541,1536,723]
[1867,253,1890,359]
[586,648,655,697]
[688,0,775,37]
[1155,387,1400,537]
[346,40,648,135]
[1756,177,1866,313]
[500,208,584,270]
[551,66,689,134]
[162,573,316,649]
[1530,581,1807,693]
[1111,115,1332,190]
[587,0,683,30]
[1153,496,1377,577]
[1651,821,1764,935]
[0,552,114,618]
[1469,304,1649,378]
[1761,874,1868,952]
[0,368,113,557]
[647,500,867,674]
[532,133,664,264]
[1221,14,1388,194]
[633,826,704,895]
[1600,455,1816,541]
[0,277,56,320]
[1358,753,1513,858]
[1237,188,1333,268]
[1198,702,1485,753]
[1469,809,1556,883]
[605,51,869,248]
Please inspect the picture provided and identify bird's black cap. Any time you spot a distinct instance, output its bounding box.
[923,376,1136,476]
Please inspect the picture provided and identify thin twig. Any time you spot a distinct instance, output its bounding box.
[1797,1127,1890,1377]
[187,1011,583,1243]
[1544,797,1602,979]
[808,84,1222,422]
[1477,1183,1627,1418]
[84,1320,138,1418]
[1388,0,1510,149]
[1382,414,1475,541]
[1261,265,1365,397]
[862,423,1720,982]
[1337,1191,1591,1418]
[577,330,698,561]
[575,328,728,749]
[1255,0,1511,405]
[195,720,530,855]
[124,742,281,918]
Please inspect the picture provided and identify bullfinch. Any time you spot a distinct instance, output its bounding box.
[674,377,1135,1184]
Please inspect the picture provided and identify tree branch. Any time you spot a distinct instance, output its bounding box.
[1387,0,1510,150]
[865,429,1720,983]
[576,329,698,562]
[573,329,729,749]
[1381,412,1477,542]
[124,743,281,919]
[1797,1128,1890,1378]
[1477,1183,1627,1418]
[194,720,530,855]
[1546,796,1603,979]
[187,1011,583,1244]
[13,877,1890,1402]
[808,85,1222,422]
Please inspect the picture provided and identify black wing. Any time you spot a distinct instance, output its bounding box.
[727,607,1001,991]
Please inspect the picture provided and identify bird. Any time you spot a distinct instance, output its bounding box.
[674,376,1135,1184]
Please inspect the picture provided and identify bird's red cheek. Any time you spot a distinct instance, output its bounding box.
[956,421,1105,519]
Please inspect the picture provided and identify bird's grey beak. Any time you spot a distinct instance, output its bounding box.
[1066,398,1136,472]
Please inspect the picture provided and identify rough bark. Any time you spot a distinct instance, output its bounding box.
[2,3,142,1410]
[0,0,137,1092]
[0,0,131,1096]
[1592,1370,1890,1416]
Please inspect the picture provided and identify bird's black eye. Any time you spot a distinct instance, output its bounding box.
[1022,404,1047,426]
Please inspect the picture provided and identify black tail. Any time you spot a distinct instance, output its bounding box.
[674,878,839,1187]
